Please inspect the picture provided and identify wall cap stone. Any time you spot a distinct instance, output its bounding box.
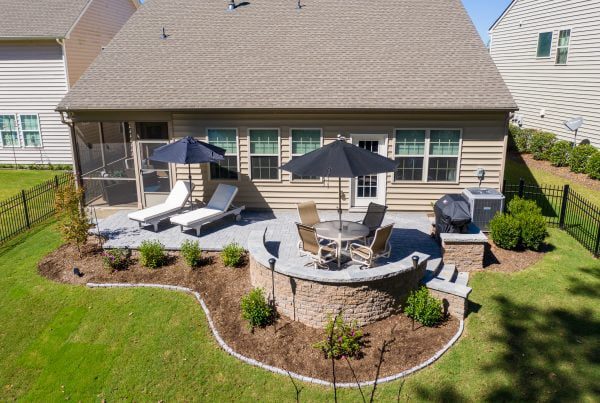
[440,225,488,244]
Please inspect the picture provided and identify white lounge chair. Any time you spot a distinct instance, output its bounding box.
[170,184,245,236]
[128,180,193,231]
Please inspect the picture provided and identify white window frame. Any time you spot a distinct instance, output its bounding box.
[206,128,240,181]
[536,31,553,59]
[19,113,43,148]
[0,113,20,148]
[393,128,462,184]
[555,28,572,65]
[289,128,323,183]
[248,128,281,182]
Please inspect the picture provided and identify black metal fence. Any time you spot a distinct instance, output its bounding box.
[0,172,73,244]
[503,179,600,257]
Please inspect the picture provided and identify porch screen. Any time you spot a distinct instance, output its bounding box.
[208,129,238,180]
[291,129,321,180]
[249,129,279,180]
[428,130,460,182]
[394,129,425,181]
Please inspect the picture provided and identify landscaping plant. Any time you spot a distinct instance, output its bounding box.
[221,242,245,267]
[490,197,548,251]
[519,214,548,251]
[528,131,555,160]
[313,314,364,359]
[548,140,572,167]
[139,240,167,269]
[180,240,203,267]
[404,287,444,327]
[508,124,531,153]
[102,248,131,271]
[507,195,543,216]
[240,288,274,329]
[569,144,597,173]
[585,152,600,180]
[489,213,521,250]
[54,183,91,257]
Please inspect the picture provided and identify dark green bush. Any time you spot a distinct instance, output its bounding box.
[569,144,597,173]
[509,125,534,153]
[180,240,202,267]
[489,213,521,250]
[548,140,572,167]
[520,214,548,251]
[240,288,274,329]
[529,131,556,160]
[221,242,245,267]
[139,240,167,269]
[404,286,444,326]
[586,152,600,180]
[102,248,131,271]
[313,314,364,359]
[507,196,542,217]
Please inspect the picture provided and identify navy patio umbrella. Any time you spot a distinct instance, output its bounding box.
[150,136,225,205]
[280,136,398,225]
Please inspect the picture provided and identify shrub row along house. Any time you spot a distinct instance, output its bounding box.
[0,0,138,166]
[57,0,517,211]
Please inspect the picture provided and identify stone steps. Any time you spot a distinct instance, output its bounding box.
[421,261,472,319]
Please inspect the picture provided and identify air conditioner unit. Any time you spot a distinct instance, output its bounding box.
[461,188,505,232]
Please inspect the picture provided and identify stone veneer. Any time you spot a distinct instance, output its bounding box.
[440,229,488,272]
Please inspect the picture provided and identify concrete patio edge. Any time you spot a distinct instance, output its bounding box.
[86,282,464,388]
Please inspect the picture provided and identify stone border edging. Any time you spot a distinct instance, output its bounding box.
[86,282,464,388]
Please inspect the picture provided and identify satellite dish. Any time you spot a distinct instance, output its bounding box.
[564,117,583,132]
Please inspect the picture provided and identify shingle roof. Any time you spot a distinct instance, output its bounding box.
[58,0,517,111]
[0,0,91,39]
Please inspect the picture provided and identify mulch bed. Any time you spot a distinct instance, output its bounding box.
[39,240,460,383]
[483,242,546,273]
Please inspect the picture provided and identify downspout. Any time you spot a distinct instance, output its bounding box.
[60,111,83,189]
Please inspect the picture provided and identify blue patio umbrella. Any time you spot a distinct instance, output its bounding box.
[149,136,225,205]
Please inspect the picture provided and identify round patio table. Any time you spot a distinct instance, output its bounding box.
[314,220,369,268]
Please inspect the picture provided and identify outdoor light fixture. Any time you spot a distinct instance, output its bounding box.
[268,258,276,305]
[564,117,584,146]
[160,26,170,40]
[412,255,420,270]
[228,0,235,11]
[73,267,82,277]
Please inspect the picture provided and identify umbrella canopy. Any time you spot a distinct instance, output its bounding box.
[149,136,225,206]
[280,138,398,226]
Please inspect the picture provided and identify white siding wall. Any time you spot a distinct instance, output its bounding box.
[490,0,600,147]
[0,41,72,165]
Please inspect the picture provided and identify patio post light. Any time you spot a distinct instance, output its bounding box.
[73,267,82,277]
[268,258,276,305]
[412,255,420,270]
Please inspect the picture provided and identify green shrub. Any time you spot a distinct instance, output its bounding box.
[489,213,522,250]
[569,144,597,173]
[240,288,274,329]
[54,183,91,257]
[139,240,167,269]
[404,287,444,326]
[221,242,245,267]
[520,214,548,251]
[529,131,556,160]
[585,152,600,180]
[509,124,532,153]
[313,314,364,359]
[507,196,542,217]
[548,140,572,167]
[180,240,203,267]
[102,248,131,271]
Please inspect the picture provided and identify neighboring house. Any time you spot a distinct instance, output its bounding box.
[57,0,517,211]
[0,0,138,166]
[489,0,600,147]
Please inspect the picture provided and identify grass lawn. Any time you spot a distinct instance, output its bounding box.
[0,224,598,401]
[0,170,64,200]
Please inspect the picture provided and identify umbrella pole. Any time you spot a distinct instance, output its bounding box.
[188,164,193,208]
[338,176,342,230]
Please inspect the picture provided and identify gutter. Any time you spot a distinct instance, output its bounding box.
[59,112,83,188]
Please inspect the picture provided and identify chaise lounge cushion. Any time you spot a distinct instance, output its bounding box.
[170,184,239,227]
[128,180,192,223]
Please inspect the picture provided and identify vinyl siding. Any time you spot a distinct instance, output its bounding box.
[0,41,72,164]
[64,0,137,86]
[490,0,600,147]
[171,112,508,211]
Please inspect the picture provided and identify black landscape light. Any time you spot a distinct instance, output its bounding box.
[268,258,276,305]
[73,267,82,277]
[412,255,420,270]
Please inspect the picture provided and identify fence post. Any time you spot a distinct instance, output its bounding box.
[518,178,525,198]
[54,175,59,189]
[21,190,30,229]
[558,184,570,229]
[594,223,600,258]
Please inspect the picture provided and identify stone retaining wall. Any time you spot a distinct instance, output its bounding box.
[428,289,468,318]
[249,256,426,328]
[440,230,488,272]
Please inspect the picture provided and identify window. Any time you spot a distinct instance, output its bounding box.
[290,128,321,180]
[20,115,41,147]
[208,129,238,180]
[249,129,279,180]
[428,130,460,182]
[555,29,571,64]
[0,114,19,147]
[536,32,553,58]
[394,130,425,181]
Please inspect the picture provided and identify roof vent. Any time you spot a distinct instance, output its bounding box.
[228,0,236,11]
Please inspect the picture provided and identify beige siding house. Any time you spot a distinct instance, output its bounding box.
[0,0,138,165]
[489,0,600,147]
[57,0,517,212]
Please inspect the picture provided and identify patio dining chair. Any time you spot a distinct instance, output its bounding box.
[297,201,321,227]
[360,202,388,242]
[296,223,337,268]
[349,223,393,268]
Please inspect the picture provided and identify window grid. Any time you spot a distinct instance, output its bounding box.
[0,114,19,147]
[249,129,279,180]
[207,129,238,180]
[394,129,425,181]
[555,29,571,65]
[291,129,321,181]
[20,114,41,147]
